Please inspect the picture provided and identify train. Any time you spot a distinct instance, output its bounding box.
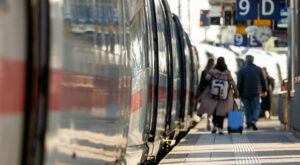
[0,0,201,164]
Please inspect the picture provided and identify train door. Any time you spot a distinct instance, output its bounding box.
[171,19,183,139]
[183,34,192,127]
[172,15,189,132]
[146,0,169,159]
[144,0,158,147]
[161,0,181,141]
[0,1,28,164]
[192,46,200,84]
[44,0,131,164]
[185,33,197,117]
[125,0,153,164]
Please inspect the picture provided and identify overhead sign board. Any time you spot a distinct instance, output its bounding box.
[273,7,288,30]
[200,10,210,27]
[236,0,257,20]
[249,35,263,47]
[236,0,281,20]
[236,26,247,34]
[234,34,248,46]
[274,39,288,47]
[259,0,281,20]
[234,34,263,47]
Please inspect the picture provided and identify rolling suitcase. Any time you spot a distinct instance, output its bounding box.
[227,111,244,134]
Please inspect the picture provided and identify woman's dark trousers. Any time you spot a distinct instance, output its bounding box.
[213,111,225,129]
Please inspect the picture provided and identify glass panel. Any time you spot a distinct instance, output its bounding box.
[155,0,167,74]
[172,21,181,78]
[130,8,146,76]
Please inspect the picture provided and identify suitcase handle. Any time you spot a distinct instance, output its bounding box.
[234,98,242,111]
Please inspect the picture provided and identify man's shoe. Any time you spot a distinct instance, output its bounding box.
[211,127,217,134]
[252,123,258,130]
[246,124,252,129]
[218,128,224,135]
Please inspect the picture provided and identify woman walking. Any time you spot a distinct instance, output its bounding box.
[196,58,215,131]
[198,57,239,135]
[261,67,274,119]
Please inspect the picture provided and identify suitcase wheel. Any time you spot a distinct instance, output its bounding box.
[228,127,231,134]
[239,126,243,134]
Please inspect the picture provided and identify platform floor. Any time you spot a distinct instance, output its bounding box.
[159,117,300,165]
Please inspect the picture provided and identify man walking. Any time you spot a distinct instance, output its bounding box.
[237,55,267,130]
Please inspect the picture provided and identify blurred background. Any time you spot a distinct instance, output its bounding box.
[167,0,288,53]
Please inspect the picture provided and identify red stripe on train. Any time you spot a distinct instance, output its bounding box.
[148,84,179,102]
[130,89,143,114]
[49,70,182,112]
[49,70,132,111]
[148,84,168,103]
[0,57,26,114]
[158,85,168,103]
[173,87,178,100]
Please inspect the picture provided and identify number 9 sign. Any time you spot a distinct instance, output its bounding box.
[234,34,247,46]
[239,0,250,16]
[236,0,257,20]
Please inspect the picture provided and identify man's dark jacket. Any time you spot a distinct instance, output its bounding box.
[237,63,268,98]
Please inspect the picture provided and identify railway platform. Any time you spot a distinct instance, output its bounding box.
[159,117,300,165]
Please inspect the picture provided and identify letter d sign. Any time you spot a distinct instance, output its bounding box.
[260,0,280,20]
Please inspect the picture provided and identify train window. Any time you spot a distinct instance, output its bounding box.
[154,0,168,74]
[0,0,27,164]
[46,0,131,164]
[144,0,154,69]
[171,21,181,78]
[184,37,191,73]
[130,8,147,76]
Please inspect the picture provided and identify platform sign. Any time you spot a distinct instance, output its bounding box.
[234,34,248,46]
[273,7,288,31]
[274,40,287,47]
[233,11,247,25]
[236,0,257,20]
[249,35,263,47]
[260,0,281,20]
[236,26,247,34]
[200,10,210,27]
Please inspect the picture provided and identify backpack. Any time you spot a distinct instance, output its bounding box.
[210,77,229,100]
